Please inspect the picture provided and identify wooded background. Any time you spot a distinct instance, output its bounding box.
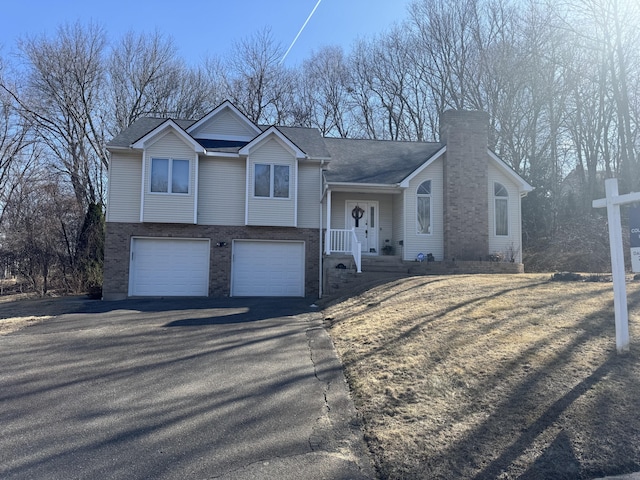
[0,0,638,294]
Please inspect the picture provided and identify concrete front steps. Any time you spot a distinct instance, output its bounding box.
[322,254,524,299]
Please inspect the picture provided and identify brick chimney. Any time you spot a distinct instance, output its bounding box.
[440,110,490,261]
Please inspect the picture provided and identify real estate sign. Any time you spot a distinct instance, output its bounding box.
[631,205,640,273]
[593,178,640,353]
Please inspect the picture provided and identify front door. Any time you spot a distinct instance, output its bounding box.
[346,201,379,254]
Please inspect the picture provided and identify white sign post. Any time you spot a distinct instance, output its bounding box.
[593,178,640,353]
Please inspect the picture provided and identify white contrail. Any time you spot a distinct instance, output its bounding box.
[280,0,323,65]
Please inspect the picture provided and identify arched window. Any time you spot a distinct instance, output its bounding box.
[417,180,431,234]
[494,182,508,236]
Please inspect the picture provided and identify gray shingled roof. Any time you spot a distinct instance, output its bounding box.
[107,117,443,185]
[323,137,443,184]
[272,126,331,159]
[107,118,196,148]
[107,117,331,159]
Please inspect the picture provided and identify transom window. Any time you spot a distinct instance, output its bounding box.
[494,182,509,236]
[150,158,189,194]
[254,163,290,198]
[417,180,431,234]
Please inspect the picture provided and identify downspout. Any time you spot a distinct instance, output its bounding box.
[325,189,331,254]
[319,160,325,299]
[519,191,529,264]
[139,149,146,222]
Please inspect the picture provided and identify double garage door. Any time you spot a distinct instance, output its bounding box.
[128,238,305,297]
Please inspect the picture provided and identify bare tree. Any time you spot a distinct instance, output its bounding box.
[552,0,639,189]
[409,0,482,111]
[584,0,638,192]
[223,28,297,125]
[2,169,82,295]
[347,40,385,139]
[170,65,224,120]
[0,57,35,225]
[109,31,181,131]
[10,21,108,207]
[299,46,353,137]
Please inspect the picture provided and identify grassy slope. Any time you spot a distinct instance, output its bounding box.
[325,274,640,479]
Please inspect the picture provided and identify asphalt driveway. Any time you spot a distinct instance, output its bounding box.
[0,297,374,479]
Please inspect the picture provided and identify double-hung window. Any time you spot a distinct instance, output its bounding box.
[150,158,190,194]
[494,182,509,236]
[254,163,290,198]
[417,180,431,234]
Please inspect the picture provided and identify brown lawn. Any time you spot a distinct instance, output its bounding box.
[324,274,640,479]
[0,293,72,335]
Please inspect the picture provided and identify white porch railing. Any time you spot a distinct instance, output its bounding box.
[325,228,362,273]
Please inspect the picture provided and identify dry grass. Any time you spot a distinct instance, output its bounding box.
[325,274,640,479]
[0,293,65,335]
[0,315,52,335]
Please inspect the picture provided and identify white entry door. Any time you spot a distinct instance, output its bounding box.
[345,201,379,254]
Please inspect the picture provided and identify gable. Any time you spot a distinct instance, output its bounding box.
[399,146,447,187]
[142,129,198,224]
[187,102,261,141]
[250,137,297,163]
[130,119,203,153]
[240,127,306,159]
[107,118,195,149]
[190,108,259,140]
[246,137,297,227]
[488,151,533,193]
[147,130,197,161]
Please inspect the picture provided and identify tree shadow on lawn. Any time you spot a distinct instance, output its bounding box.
[467,356,619,479]
[333,278,552,365]
[330,278,640,478]
[432,289,640,480]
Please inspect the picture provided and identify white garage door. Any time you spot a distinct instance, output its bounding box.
[129,238,210,296]
[232,241,305,297]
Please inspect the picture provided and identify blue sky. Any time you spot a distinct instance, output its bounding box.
[1,0,413,66]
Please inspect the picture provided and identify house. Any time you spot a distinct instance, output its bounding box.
[102,102,533,300]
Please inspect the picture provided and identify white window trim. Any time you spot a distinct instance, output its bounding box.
[494,182,509,237]
[150,157,191,195]
[253,162,291,200]
[417,180,432,235]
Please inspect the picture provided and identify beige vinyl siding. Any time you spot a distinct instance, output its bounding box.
[297,163,321,228]
[329,192,395,254]
[198,157,245,225]
[107,152,142,223]
[377,196,394,253]
[190,109,257,139]
[329,192,347,229]
[403,157,444,261]
[142,131,197,224]
[330,192,372,229]
[246,138,296,227]
[488,165,523,262]
[391,194,404,256]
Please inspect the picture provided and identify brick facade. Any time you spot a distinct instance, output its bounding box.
[103,222,321,300]
[440,110,490,261]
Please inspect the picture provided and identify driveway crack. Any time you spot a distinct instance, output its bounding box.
[304,314,376,478]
